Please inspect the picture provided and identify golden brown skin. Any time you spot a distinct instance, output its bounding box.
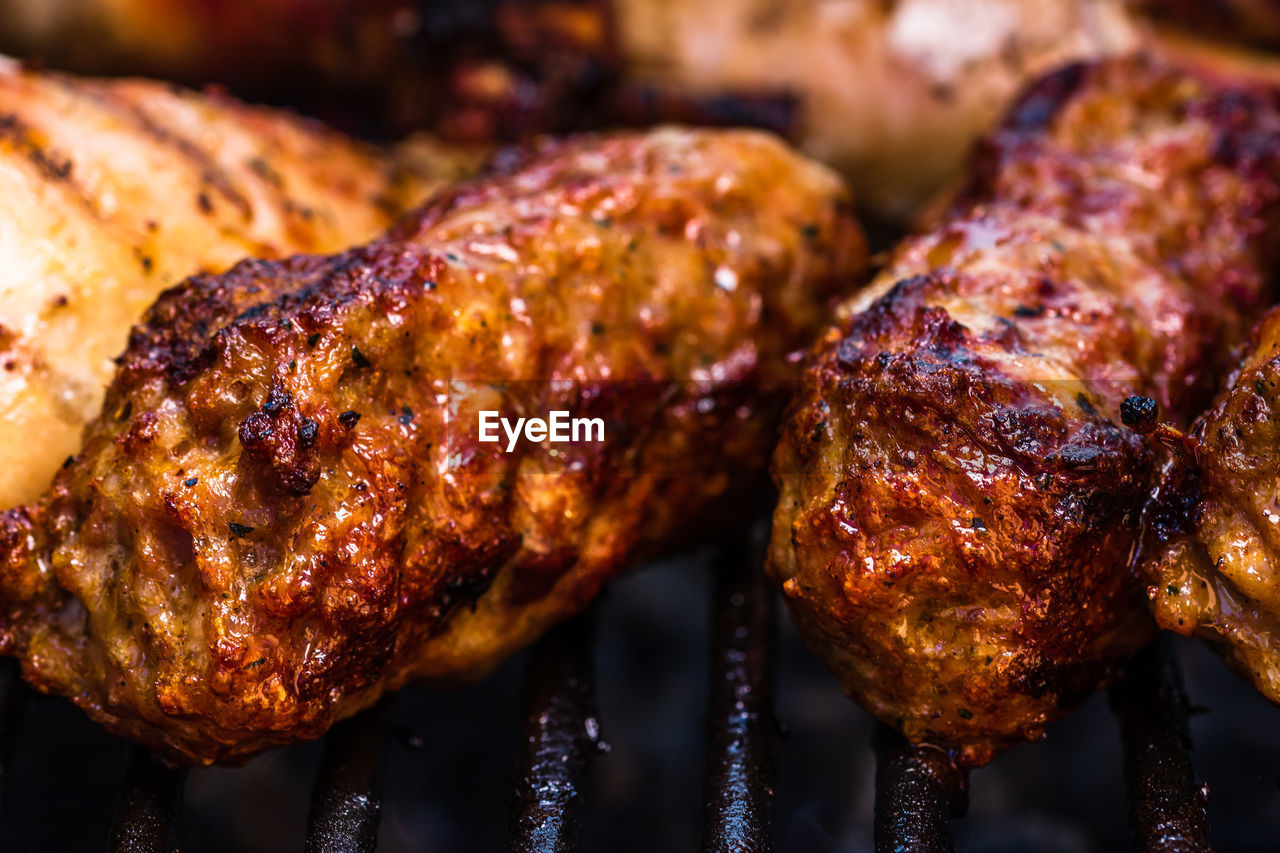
[769,56,1280,766]
[0,57,477,510]
[0,128,865,764]
[1143,309,1280,705]
[0,0,1144,220]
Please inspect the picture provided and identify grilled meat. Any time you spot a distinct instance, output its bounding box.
[0,0,1142,219]
[0,57,475,510]
[1143,309,1280,705]
[0,128,865,764]
[769,56,1280,766]
[615,0,1139,218]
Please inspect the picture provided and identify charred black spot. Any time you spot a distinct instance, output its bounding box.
[297,418,319,448]
[239,412,274,445]
[261,383,293,416]
[1120,395,1159,434]
[338,410,362,430]
[228,522,254,539]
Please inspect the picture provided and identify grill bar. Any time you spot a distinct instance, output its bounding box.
[702,540,777,853]
[872,725,967,853]
[0,658,26,792]
[512,609,599,853]
[107,747,187,853]
[1110,638,1214,853]
[303,704,391,853]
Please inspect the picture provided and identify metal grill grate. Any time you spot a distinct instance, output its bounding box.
[0,543,1228,851]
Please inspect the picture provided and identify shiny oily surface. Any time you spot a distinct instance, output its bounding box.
[770,55,1280,766]
[0,127,866,764]
[0,56,474,510]
[1146,308,1280,707]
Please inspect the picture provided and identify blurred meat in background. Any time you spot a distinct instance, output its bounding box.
[0,0,1144,218]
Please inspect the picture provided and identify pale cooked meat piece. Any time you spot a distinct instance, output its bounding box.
[0,57,476,508]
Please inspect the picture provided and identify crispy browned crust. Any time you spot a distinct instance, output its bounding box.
[769,56,1280,766]
[0,59,479,510]
[1143,309,1280,705]
[0,128,865,764]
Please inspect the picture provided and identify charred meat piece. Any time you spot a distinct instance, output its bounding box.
[0,57,477,509]
[1143,309,1280,705]
[769,56,1280,766]
[0,128,865,764]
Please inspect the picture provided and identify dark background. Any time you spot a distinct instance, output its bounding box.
[0,545,1277,852]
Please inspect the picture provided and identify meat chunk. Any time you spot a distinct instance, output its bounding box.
[769,56,1280,766]
[0,128,865,764]
[1143,308,1280,704]
[0,58,476,509]
[0,0,1143,219]
[614,0,1140,217]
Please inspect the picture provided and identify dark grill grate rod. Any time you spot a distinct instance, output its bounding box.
[872,725,967,853]
[304,703,391,853]
[0,658,27,796]
[702,539,777,853]
[107,747,187,853]
[1110,638,1214,853]
[511,608,600,853]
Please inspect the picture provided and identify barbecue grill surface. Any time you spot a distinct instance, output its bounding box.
[0,541,1276,852]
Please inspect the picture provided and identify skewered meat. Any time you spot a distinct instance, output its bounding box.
[0,0,1143,219]
[0,57,476,510]
[768,55,1280,766]
[1142,308,1280,705]
[0,128,865,764]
